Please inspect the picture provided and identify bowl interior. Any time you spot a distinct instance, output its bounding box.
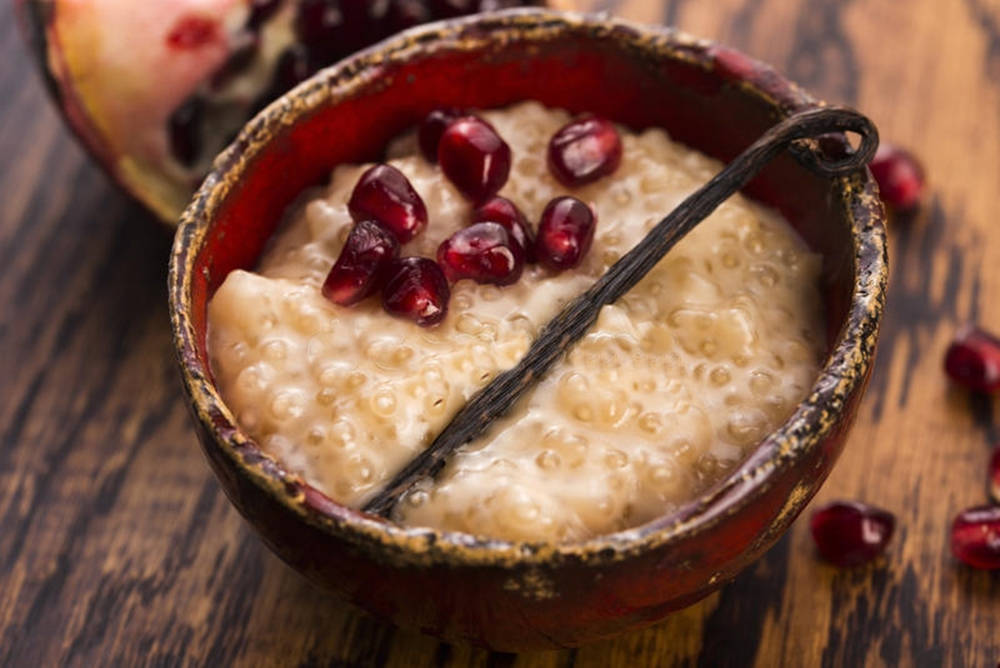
[188,19,854,375]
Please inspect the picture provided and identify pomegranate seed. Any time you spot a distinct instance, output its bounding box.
[944,326,1000,393]
[418,108,464,163]
[438,116,511,202]
[547,115,622,188]
[168,95,205,166]
[322,220,400,306]
[810,501,895,567]
[869,143,925,212]
[348,164,428,243]
[951,505,1000,570]
[534,196,597,271]
[990,448,1000,504]
[472,196,534,261]
[382,257,450,326]
[437,222,525,286]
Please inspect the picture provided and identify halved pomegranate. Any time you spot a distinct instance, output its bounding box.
[16,0,541,223]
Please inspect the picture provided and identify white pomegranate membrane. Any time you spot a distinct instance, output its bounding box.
[207,102,825,543]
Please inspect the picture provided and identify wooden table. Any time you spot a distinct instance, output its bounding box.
[2,0,998,665]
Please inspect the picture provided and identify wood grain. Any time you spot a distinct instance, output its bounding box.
[1,1,998,665]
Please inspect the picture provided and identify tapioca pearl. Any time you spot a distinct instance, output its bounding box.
[305,425,328,447]
[725,409,770,446]
[535,449,562,471]
[709,365,731,386]
[646,460,685,495]
[315,387,337,406]
[749,369,775,395]
[638,412,665,435]
[261,338,288,361]
[542,429,588,468]
[235,364,272,396]
[604,448,629,469]
[371,388,397,417]
[424,392,449,416]
[346,371,367,389]
[269,389,307,422]
[405,489,429,508]
[238,410,260,431]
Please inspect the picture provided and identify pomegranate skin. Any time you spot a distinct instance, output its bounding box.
[348,164,429,243]
[472,196,535,261]
[438,116,511,202]
[437,222,525,285]
[810,501,895,567]
[950,505,1000,570]
[322,220,400,306]
[382,257,451,327]
[534,196,597,271]
[869,143,925,212]
[943,326,1000,393]
[547,115,622,187]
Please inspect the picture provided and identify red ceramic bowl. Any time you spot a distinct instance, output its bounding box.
[169,9,887,650]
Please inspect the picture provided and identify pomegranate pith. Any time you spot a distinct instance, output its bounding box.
[382,257,451,327]
[438,116,511,202]
[943,326,1000,393]
[322,220,400,306]
[950,505,1000,570]
[534,196,597,271]
[437,222,525,285]
[990,448,1000,504]
[348,164,428,243]
[472,196,535,261]
[547,115,622,187]
[869,143,925,212]
[418,108,464,163]
[810,501,895,567]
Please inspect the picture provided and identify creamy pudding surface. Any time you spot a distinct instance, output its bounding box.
[207,102,825,543]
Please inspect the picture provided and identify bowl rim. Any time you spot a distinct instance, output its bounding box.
[168,8,888,569]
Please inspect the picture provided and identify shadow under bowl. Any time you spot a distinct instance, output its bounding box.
[168,9,888,651]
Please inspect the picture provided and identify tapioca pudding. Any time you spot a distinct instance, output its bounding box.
[207,101,825,543]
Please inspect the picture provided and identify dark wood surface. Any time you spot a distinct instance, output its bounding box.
[2,0,998,665]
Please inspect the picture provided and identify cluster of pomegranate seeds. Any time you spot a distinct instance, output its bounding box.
[437,223,525,285]
[438,117,512,202]
[950,506,1000,570]
[322,220,400,306]
[535,197,597,271]
[868,143,925,212]
[810,501,896,567]
[382,257,451,326]
[547,115,623,188]
[348,165,428,243]
[943,326,1000,393]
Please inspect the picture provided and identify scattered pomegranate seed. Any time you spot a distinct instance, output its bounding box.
[869,143,925,212]
[437,222,525,286]
[348,164,428,243]
[810,501,895,567]
[418,108,464,163]
[944,326,1000,393]
[547,115,623,188]
[166,14,219,50]
[438,116,511,202]
[472,196,534,260]
[950,505,1000,570]
[382,257,450,326]
[322,220,400,306]
[989,448,1000,504]
[534,196,597,271]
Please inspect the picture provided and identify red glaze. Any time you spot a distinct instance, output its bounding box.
[418,107,464,162]
[382,256,450,326]
[810,501,895,567]
[943,326,1000,393]
[437,222,525,285]
[472,196,534,260]
[348,164,428,243]
[547,115,622,187]
[169,12,887,650]
[989,447,1000,505]
[438,115,511,202]
[322,220,400,306]
[868,143,925,212]
[950,505,1000,570]
[534,196,596,271]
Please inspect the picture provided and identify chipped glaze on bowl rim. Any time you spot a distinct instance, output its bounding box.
[168,9,888,569]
